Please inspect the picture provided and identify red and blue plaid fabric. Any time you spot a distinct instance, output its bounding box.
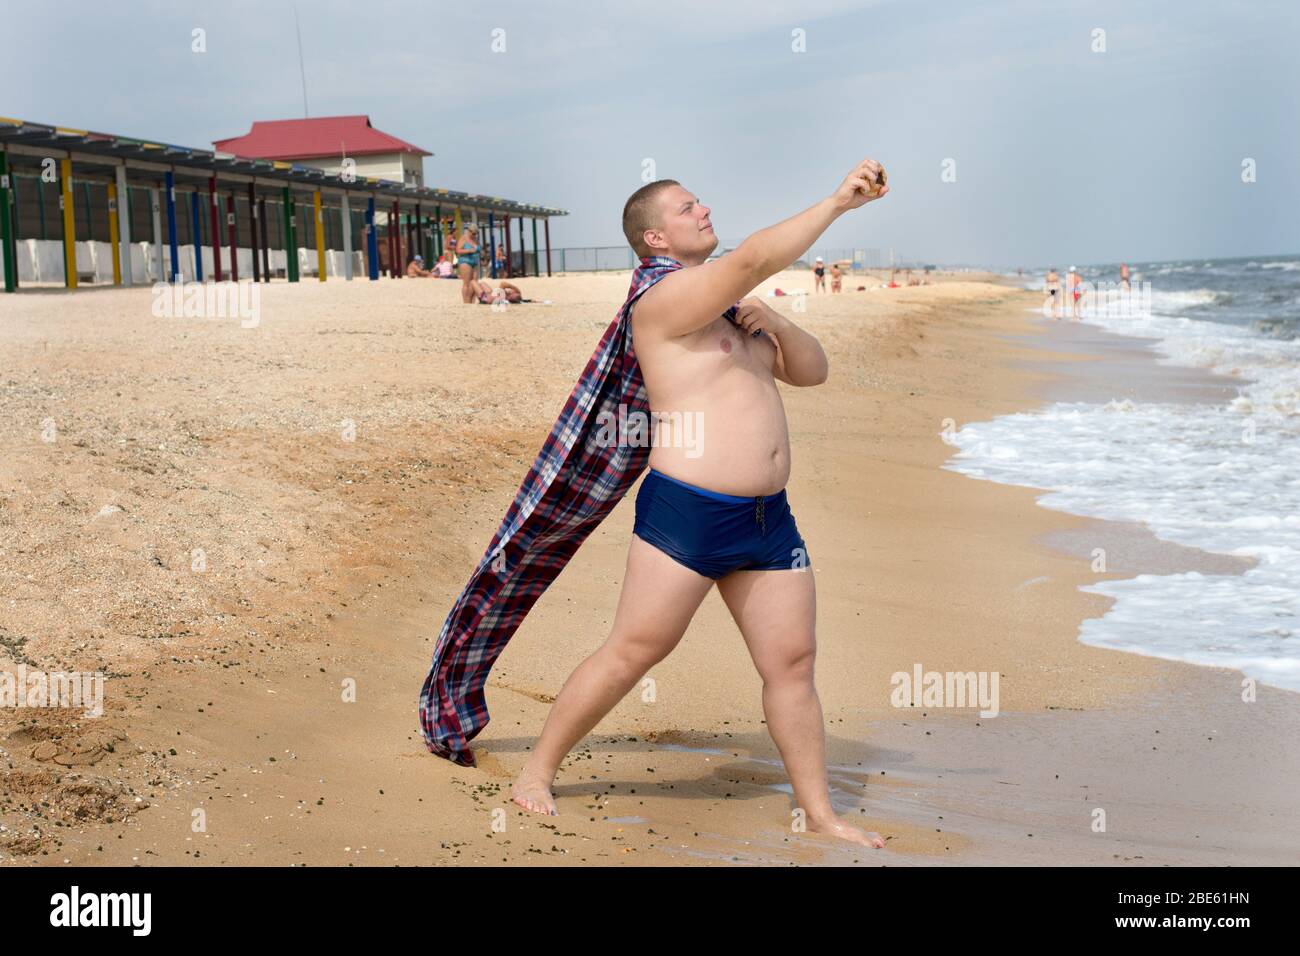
[418,255,740,766]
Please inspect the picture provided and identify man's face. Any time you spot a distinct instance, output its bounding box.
[646,185,717,261]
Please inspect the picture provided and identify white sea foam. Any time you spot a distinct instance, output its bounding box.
[944,285,1300,692]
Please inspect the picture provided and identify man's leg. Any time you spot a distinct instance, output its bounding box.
[512,534,714,814]
[715,565,885,848]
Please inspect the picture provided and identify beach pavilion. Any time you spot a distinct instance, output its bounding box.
[0,115,566,291]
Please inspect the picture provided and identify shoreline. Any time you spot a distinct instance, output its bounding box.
[1,272,1296,865]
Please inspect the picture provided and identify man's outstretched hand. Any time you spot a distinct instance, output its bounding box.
[831,158,889,211]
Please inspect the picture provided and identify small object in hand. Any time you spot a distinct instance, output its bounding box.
[868,166,888,198]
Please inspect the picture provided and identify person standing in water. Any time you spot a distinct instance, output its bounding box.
[1044,266,1061,319]
[1068,266,1084,320]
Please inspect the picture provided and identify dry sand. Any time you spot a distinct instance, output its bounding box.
[1,268,1296,866]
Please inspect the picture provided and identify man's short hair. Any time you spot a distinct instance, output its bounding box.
[621,179,680,258]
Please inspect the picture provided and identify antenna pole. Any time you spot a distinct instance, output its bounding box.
[294,4,309,117]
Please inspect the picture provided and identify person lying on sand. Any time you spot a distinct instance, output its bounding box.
[505,158,891,850]
[471,279,529,304]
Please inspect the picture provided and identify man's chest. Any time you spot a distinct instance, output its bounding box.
[636,317,774,388]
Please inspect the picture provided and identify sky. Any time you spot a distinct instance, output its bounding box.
[4,0,1297,267]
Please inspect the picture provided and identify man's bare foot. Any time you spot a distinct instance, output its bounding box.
[511,773,557,816]
[807,813,885,848]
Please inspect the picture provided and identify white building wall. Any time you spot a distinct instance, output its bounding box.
[279,151,423,187]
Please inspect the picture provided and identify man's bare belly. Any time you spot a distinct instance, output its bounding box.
[635,314,791,497]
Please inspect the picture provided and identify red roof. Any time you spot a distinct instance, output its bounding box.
[213,115,431,161]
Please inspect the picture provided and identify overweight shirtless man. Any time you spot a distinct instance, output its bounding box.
[511,158,890,849]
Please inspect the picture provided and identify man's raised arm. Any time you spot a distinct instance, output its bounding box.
[638,158,888,338]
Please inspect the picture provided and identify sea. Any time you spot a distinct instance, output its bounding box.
[945,255,1300,692]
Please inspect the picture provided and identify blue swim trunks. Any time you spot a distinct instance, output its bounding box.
[632,468,809,579]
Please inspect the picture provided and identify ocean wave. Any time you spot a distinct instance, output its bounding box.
[960,266,1300,691]
[1149,287,1227,311]
[944,398,1300,692]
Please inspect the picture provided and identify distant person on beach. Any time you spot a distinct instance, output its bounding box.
[470,279,528,304]
[1068,266,1083,320]
[1044,267,1061,319]
[406,254,430,278]
[1120,262,1131,291]
[456,225,482,303]
[813,256,826,292]
[435,255,455,278]
[906,269,920,286]
[501,158,891,849]
[830,262,842,292]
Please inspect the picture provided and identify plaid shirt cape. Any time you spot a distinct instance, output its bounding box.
[418,255,742,766]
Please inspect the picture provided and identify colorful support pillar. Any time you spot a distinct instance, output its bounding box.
[115,165,133,286]
[248,184,260,283]
[151,186,165,283]
[434,205,443,258]
[487,212,496,278]
[189,189,203,281]
[409,204,418,263]
[282,187,299,282]
[340,193,354,280]
[4,169,18,290]
[504,214,513,279]
[512,213,522,277]
[36,172,49,240]
[59,158,77,288]
[80,182,93,250]
[544,217,552,277]
[208,177,222,281]
[225,193,238,281]
[107,181,122,285]
[37,173,47,239]
[532,217,540,277]
[389,201,400,277]
[0,151,15,292]
[365,196,378,280]
[258,196,270,281]
[383,205,391,276]
[313,189,326,281]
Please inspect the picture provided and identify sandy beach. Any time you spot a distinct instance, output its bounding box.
[2,269,1297,866]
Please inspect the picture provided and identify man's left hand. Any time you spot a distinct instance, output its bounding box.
[734,298,789,338]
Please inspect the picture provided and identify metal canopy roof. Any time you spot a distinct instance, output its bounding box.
[0,117,567,218]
